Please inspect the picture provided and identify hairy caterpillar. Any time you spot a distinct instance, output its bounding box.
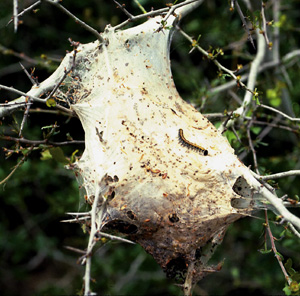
[178,128,208,156]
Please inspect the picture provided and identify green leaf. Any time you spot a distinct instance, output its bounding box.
[276,251,284,261]
[70,149,79,163]
[46,98,56,107]
[266,89,281,107]
[289,281,300,293]
[258,248,272,254]
[283,285,292,296]
[251,126,261,135]
[40,149,52,161]
[285,258,294,274]
[225,130,236,144]
[49,147,68,164]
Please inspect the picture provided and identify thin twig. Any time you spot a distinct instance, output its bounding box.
[177,25,254,96]
[44,0,104,42]
[159,0,201,28]
[7,0,41,26]
[253,170,300,181]
[18,98,32,137]
[264,210,292,285]
[66,211,91,216]
[260,2,271,48]
[221,29,265,131]
[241,29,266,114]
[112,0,134,18]
[113,0,200,31]
[45,46,78,106]
[61,216,90,223]
[272,0,280,62]
[133,0,147,14]
[113,8,167,30]
[13,0,19,33]
[0,147,33,186]
[1,135,84,146]
[0,84,45,103]
[83,185,106,295]
[259,104,300,122]
[0,84,74,116]
[210,50,300,94]
[287,222,300,239]
[97,231,136,245]
[245,171,300,231]
[19,62,38,86]
[64,245,87,254]
[246,119,259,173]
[203,112,226,119]
[234,0,255,49]
[183,254,196,296]
[251,119,298,133]
[18,62,38,137]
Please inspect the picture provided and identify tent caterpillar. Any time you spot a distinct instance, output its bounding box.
[178,128,208,156]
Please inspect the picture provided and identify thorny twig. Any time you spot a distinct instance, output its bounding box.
[45,41,79,106]
[19,62,38,86]
[264,210,292,285]
[113,0,201,31]
[157,0,202,31]
[245,174,300,231]
[259,104,300,122]
[64,245,86,255]
[61,216,90,223]
[220,29,265,131]
[0,84,45,104]
[1,135,84,147]
[7,0,103,41]
[232,0,255,49]
[0,84,73,116]
[251,119,298,133]
[18,97,32,137]
[253,170,300,181]
[176,26,255,96]
[286,222,300,239]
[17,63,38,137]
[260,1,271,48]
[44,0,104,42]
[97,231,135,245]
[183,252,196,296]
[13,0,19,33]
[7,0,41,26]
[246,119,259,173]
[83,185,105,295]
[0,146,34,186]
[112,0,134,19]
[272,0,280,62]
[210,49,300,94]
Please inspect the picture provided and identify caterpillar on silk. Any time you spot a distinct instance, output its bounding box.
[178,128,208,156]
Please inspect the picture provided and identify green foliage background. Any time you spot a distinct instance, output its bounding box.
[0,0,299,295]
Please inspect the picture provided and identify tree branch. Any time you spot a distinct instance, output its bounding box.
[7,0,41,26]
[264,210,292,285]
[221,29,266,131]
[113,0,202,31]
[246,171,300,231]
[259,104,300,122]
[44,0,104,42]
[253,170,300,181]
[1,135,84,147]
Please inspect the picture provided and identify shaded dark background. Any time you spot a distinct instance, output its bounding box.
[1,0,299,295]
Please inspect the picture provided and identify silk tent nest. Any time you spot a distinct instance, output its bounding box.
[63,12,268,285]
